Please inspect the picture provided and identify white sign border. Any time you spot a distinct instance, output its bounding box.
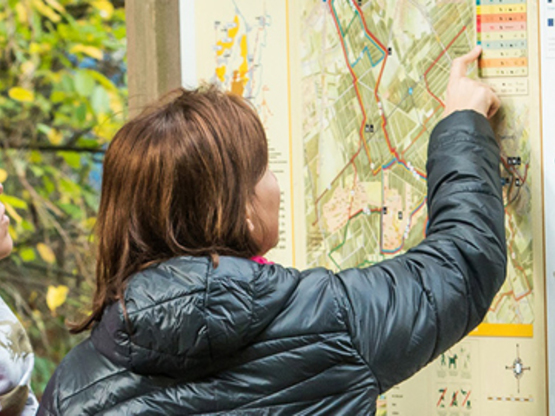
[180,0,197,88]
[540,0,555,413]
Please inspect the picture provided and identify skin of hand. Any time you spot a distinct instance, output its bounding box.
[443,46,501,120]
[0,184,13,260]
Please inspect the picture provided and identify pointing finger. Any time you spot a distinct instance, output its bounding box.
[450,45,482,80]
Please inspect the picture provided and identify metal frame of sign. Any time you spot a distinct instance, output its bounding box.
[540,0,555,413]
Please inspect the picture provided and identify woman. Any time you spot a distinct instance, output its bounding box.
[38,46,505,415]
[0,184,38,416]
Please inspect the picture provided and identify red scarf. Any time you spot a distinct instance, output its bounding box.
[251,256,274,265]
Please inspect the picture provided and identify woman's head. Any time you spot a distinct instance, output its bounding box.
[73,86,280,332]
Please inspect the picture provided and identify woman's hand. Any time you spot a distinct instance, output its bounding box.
[0,184,13,260]
[443,46,501,120]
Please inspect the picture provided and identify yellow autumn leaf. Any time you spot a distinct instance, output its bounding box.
[44,0,65,13]
[60,194,70,204]
[108,91,123,114]
[92,0,114,19]
[29,151,42,164]
[37,243,56,264]
[32,0,61,22]
[82,217,97,231]
[8,87,35,103]
[70,44,103,60]
[8,225,17,241]
[0,169,7,183]
[49,72,62,83]
[15,3,28,23]
[94,113,117,141]
[46,285,69,315]
[88,71,117,92]
[29,42,41,54]
[29,291,38,303]
[47,128,63,145]
[21,61,35,76]
[3,203,22,224]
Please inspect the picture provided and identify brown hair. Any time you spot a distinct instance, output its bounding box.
[71,86,268,333]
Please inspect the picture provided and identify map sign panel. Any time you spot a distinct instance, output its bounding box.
[192,0,297,266]
[300,0,535,339]
[183,0,547,413]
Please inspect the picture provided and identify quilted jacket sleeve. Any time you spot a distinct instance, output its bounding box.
[0,298,39,416]
[336,110,507,393]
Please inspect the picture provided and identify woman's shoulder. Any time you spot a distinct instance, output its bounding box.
[39,337,128,414]
[0,296,33,347]
[0,297,37,414]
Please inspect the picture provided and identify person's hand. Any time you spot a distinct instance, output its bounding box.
[0,184,13,260]
[443,46,501,120]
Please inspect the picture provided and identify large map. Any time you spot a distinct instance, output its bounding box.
[300,0,534,335]
[187,0,546,413]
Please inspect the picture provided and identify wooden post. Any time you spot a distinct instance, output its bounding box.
[126,0,182,117]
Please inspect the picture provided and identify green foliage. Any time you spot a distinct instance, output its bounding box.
[0,0,127,397]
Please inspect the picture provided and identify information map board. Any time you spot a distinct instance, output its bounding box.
[180,0,552,414]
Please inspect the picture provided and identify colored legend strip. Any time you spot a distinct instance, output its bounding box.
[476,0,529,78]
[470,323,533,337]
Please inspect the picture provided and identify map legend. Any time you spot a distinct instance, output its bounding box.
[476,0,529,77]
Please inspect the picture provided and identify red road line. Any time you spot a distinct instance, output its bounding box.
[501,157,526,182]
[488,208,532,312]
[329,1,373,167]
[351,0,427,179]
[488,289,532,312]
[312,0,373,226]
[314,160,356,206]
[351,1,387,50]
[500,158,528,205]
[315,0,435,227]
[352,0,398,162]
[316,1,463,209]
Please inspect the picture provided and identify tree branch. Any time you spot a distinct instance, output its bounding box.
[3,144,106,154]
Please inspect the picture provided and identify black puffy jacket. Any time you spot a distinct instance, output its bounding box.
[38,111,507,415]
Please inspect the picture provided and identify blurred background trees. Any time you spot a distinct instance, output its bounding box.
[0,0,127,396]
